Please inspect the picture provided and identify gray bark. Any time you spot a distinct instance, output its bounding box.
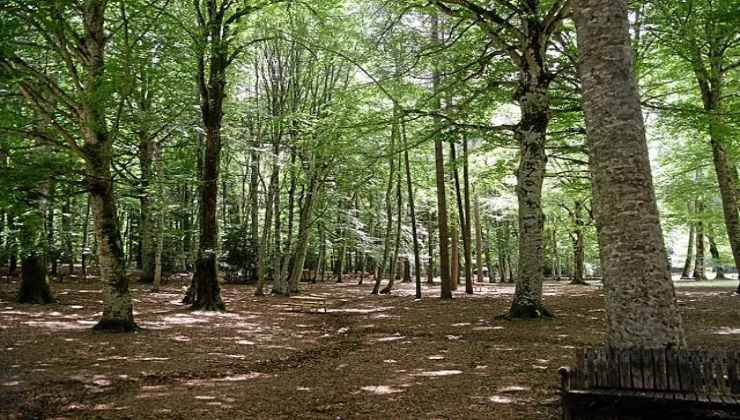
[574,0,685,348]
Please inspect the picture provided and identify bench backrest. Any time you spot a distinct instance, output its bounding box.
[568,347,739,394]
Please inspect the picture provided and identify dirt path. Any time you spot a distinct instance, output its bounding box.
[1,278,738,419]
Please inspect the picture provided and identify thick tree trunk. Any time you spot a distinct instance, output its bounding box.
[18,255,54,304]
[506,80,552,318]
[189,125,225,310]
[574,0,685,348]
[88,163,137,331]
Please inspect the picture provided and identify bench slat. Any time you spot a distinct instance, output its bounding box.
[575,348,585,389]
[730,352,739,394]
[653,349,667,390]
[619,348,631,389]
[642,348,655,390]
[630,349,644,389]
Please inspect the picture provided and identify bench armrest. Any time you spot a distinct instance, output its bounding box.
[559,366,572,392]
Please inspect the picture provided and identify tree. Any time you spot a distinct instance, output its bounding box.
[1,1,136,331]
[574,0,685,348]
[185,0,284,309]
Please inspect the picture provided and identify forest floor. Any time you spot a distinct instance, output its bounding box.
[1,275,739,420]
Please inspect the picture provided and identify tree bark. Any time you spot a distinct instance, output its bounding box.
[506,80,551,318]
[432,14,452,299]
[380,157,403,294]
[574,0,685,348]
[571,201,587,285]
[474,194,484,284]
[462,137,473,293]
[692,200,706,280]
[18,255,54,304]
[450,222,459,291]
[287,164,321,294]
[681,223,695,278]
[708,236,727,280]
[402,121,423,299]
[138,129,156,283]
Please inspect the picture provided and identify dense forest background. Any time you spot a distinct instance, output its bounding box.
[0,0,738,325]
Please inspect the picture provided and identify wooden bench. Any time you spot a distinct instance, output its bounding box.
[283,295,329,313]
[559,347,740,420]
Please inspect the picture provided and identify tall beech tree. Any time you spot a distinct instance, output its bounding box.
[433,0,572,318]
[1,0,137,331]
[574,0,685,348]
[184,0,283,309]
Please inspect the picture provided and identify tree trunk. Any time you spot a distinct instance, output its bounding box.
[450,222,459,291]
[372,123,397,295]
[462,137,473,294]
[18,255,54,304]
[708,236,727,280]
[380,157,403,294]
[552,227,561,280]
[189,124,225,310]
[474,195,484,284]
[255,144,278,296]
[138,131,156,283]
[81,196,90,280]
[426,209,435,284]
[692,200,706,280]
[574,0,685,348]
[88,161,137,331]
[432,14,452,299]
[681,223,695,279]
[287,165,321,294]
[402,121,423,299]
[62,194,74,277]
[152,143,164,292]
[506,79,551,318]
[571,202,587,285]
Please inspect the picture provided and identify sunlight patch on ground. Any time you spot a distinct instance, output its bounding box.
[171,335,191,342]
[375,334,405,342]
[498,385,530,392]
[413,370,463,377]
[715,327,740,335]
[361,385,403,395]
[489,395,515,403]
[327,306,393,314]
[22,320,95,330]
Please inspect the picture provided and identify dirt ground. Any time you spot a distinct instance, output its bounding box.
[1,275,738,420]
